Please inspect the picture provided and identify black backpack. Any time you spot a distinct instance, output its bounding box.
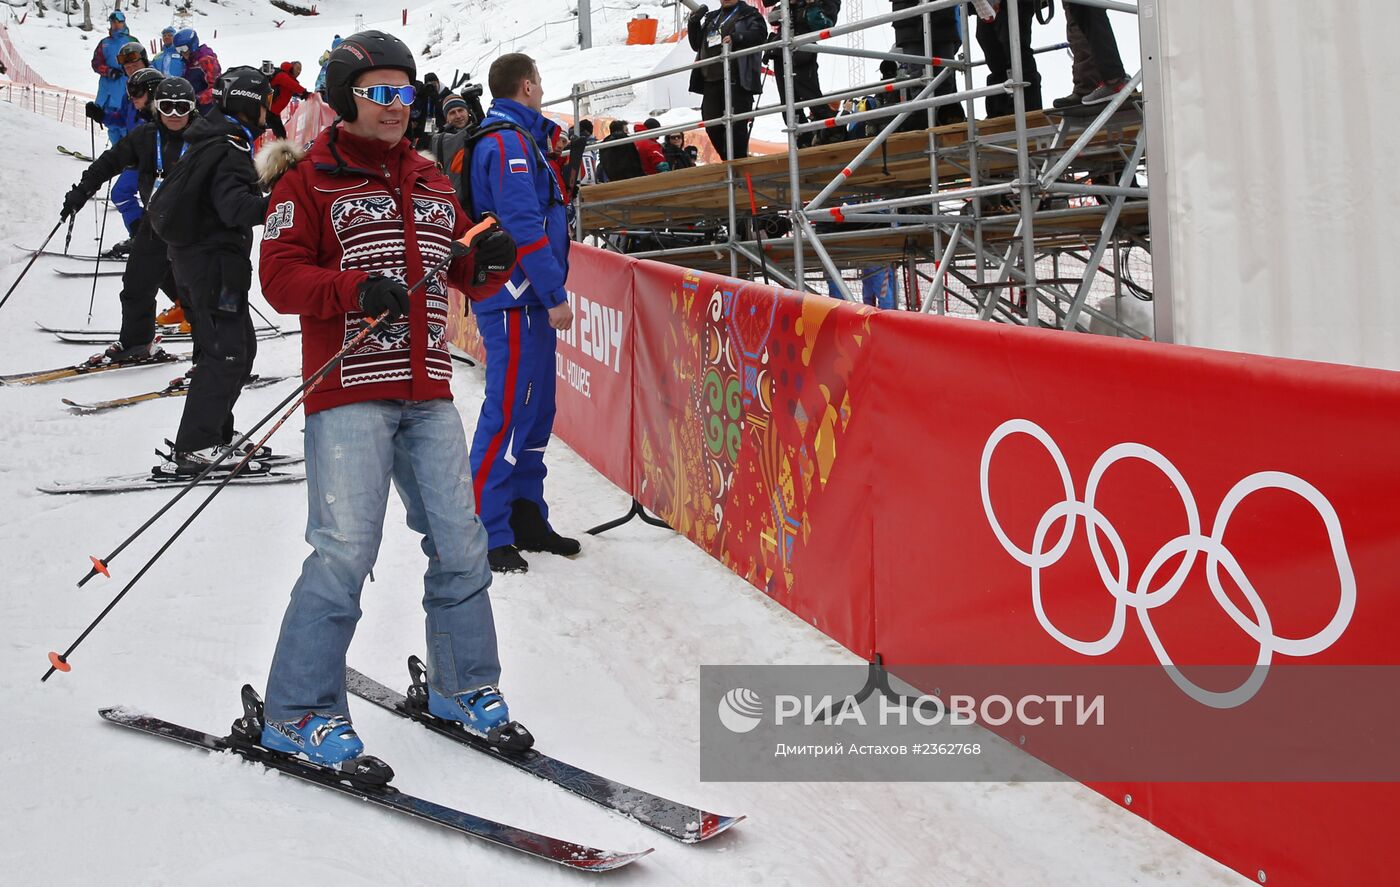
[144,136,224,247]
[435,119,555,221]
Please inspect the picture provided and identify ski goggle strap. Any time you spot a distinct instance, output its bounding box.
[350,84,417,108]
[155,98,196,117]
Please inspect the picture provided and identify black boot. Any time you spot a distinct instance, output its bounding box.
[510,499,581,557]
[488,545,529,574]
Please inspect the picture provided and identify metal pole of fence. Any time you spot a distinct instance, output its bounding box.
[1006,0,1040,326]
[779,0,805,291]
[722,41,738,278]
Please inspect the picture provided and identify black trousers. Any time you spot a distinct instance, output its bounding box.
[1064,2,1126,84]
[893,40,968,132]
[699,80,756,160]
[170,246,257,453]
[771,54,835,143]
[117,218,177,348]
[976,1,1042,117]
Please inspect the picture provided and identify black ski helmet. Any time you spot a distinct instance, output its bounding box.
[125,67,165,101]
[214,65,272,124]
[116,40,149,67]
[154,76,196,105]
[324,30,417,122]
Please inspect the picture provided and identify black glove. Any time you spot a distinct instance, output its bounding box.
[357,275,411,322]
[105,68,122,80]
[85,101,106,125]
[472,227,517,276]
[61,184,92,221]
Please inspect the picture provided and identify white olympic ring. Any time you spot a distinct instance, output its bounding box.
[979,419,1357,709]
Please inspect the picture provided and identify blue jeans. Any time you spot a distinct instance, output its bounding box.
[264,398,499,723]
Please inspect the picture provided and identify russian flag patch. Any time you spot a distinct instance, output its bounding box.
[508,158,529,174]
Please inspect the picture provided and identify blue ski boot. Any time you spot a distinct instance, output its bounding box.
[261,713,365,763]
[231,685,393,786]
[409,657,533,751]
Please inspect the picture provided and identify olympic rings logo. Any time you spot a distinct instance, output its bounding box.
[979,419,1356,709]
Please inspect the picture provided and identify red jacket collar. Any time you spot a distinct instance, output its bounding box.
[309,124,435,181]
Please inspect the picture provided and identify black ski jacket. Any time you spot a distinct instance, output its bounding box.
[167,113,268,253]
[892,0,961,54]
[80,118,190,207]
[687,2,769,95]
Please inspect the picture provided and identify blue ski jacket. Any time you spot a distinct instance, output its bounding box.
[466,98,570,314]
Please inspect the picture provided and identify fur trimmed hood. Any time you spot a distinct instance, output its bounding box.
[255,139,305,189]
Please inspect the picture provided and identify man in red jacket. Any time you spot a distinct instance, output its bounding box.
[269,60,309,116]
[256,31,526,773]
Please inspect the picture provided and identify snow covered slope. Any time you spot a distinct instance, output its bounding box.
[8,0,1139,137]
[8,0,678,117]
[0,97,1247,885]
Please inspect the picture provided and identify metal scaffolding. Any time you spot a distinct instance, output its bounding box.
[553,0,1154,339]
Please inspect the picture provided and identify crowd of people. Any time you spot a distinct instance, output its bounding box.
[57,12,588,772]
[566,1,1128,183]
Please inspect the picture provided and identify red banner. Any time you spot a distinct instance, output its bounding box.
[865,311,1400,885]
[554,246,635,490]
[630,260,876,652]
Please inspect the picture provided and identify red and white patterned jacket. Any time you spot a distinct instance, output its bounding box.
[260,124,513,415]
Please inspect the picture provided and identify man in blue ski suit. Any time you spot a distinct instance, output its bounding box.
[465,52,580,575]
[92,12,133,120]
[152,26,186,78]
[91,35,149,244]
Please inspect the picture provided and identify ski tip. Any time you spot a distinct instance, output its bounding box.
[48,651,72,673]
[566,846,655,872]
[689,813,746,843]
[89,555,110,578]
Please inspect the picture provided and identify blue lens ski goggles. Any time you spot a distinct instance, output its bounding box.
[350,84,417,108]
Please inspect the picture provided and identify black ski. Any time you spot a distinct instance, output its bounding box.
[0,351,188,386]
[99,699,652,872]
[53,267,123,278]
[35,322,288,341]
[57,145,95,162]
[49,327,285,345]
[38,468,305,494]
[14,246,119,261]
[347,658,744,844]
[62,374,292,413]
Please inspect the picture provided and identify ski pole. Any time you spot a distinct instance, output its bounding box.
[248,300,286,338]
[89,126,99,242]
[0,219,65,314]
[87,179,114,324]
[63,214,77,256]
[71,215,503,591]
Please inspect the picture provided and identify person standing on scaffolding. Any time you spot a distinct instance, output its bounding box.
[975,0,1044,118]
[1063,2,1128,105]
[765,0,842,148]
[890,0,966,127]
[687,0,767,161]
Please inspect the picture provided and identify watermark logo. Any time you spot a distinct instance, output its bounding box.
[718,687,763,734]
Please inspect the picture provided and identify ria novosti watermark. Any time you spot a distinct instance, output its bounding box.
[701,664,1400,782]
